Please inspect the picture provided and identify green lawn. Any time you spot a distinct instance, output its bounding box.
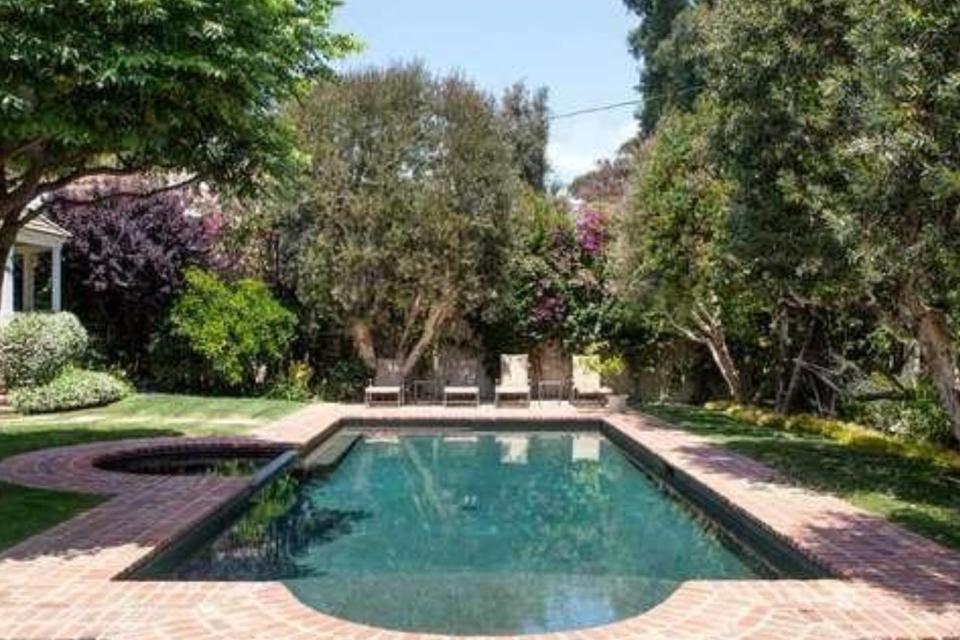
[644,404,960,551]
[0,394,304,551]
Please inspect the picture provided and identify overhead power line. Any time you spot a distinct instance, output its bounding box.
[547,85,706,121]
[548,99,643,121]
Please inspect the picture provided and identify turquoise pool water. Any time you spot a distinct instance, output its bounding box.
[153,431,763,634]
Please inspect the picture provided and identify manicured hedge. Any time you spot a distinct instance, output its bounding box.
[0,313,87,387]
[10,367,130,414]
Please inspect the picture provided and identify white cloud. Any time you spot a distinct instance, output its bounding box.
[548,115,637,185]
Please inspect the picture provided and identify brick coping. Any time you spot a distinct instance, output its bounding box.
[0,403,956,639]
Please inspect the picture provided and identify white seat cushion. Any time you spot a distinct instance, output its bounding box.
[445,386,479,395]
[575,386,613,395]
[366,386,401,394]
[496,386,530,394]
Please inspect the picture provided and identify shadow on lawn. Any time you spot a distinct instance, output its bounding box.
[0,427,184,462]
[645,405,960,548]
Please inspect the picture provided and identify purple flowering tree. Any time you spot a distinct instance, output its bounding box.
[576,208,608,256]
[49,180,220,374]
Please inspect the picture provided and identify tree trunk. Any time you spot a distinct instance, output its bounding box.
[703,331,746,404]
[400,299,453,379]
[0,225,18,307]
[683,301,747,403]
[350,319,377,370]
[899,284,960,443]
[915,308,960,443]
[777,316,818,414]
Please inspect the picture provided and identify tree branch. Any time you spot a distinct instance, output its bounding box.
[398,292,424,354]
[36,174,200,216]
[0,147,46,219]
[668,317,706,344]
[0,139,45,163]
[35,166,144,198]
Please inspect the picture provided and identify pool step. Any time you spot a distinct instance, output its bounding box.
[300,433,361,472]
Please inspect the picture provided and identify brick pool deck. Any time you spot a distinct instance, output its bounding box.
[0,403,958,639]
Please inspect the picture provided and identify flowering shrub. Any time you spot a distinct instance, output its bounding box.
[576,208,608,255]
[482,192,623,353]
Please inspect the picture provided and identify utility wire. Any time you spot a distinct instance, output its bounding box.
[548,99,643,121]
[548,85,706,121]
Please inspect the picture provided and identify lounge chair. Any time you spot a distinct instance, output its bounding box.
[495,354,531,406]
[365,358,404,406]
[443,357,480,406]
[571,354,613,405]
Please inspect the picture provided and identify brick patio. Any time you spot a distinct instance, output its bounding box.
[0,403,958,639]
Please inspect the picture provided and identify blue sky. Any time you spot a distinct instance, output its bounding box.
[333,0,640,185]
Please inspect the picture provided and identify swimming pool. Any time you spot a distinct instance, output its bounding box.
[136,425,816,635]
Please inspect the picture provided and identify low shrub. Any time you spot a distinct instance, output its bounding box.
[266,361,315,402]
[843,386,953,447]
[316,359,369,402]
[150,269,297,393]
[0,312,88,387]
[10,366,130,414]
[706,402,960,471]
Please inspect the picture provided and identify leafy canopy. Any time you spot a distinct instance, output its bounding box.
[282,64,516,372]
[0,0,358,220]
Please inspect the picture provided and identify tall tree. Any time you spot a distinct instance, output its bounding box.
[283,64,516,378]
[500,83,550,192]
[702,0,960,439]
[0,0,356,300]
[701,0,859,411]
[835,0,960,441]
[616,102,751,402]
[624,0,700,134]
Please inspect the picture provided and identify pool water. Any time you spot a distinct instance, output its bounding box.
[151,431,764,634]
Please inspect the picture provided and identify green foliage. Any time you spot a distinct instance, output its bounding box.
[702,401,960,471]
[701,0,858,308]
[481,188,622,354]
[500,82,550,191]
[844,384,954,448]
[617,102,739,326]
[834,0,960,313]
[1,0,358,197]
[624,0,700,133]
[282,63,516,373]
[697,0,960,438]
[581,342,627,378]
[10,366,130,414]
[0,312,88,388]
[266,361,315,402]
[315,359,369,402]
[152,269,296,393]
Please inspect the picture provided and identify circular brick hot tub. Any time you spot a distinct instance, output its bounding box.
[95,441,292,476]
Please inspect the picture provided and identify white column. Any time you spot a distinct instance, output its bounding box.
[51,245,62,312]
[0,249,14,322]
[22,252,35,312]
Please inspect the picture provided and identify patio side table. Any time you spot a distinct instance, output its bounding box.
[538,380,566,403]
[411,379,441,404]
